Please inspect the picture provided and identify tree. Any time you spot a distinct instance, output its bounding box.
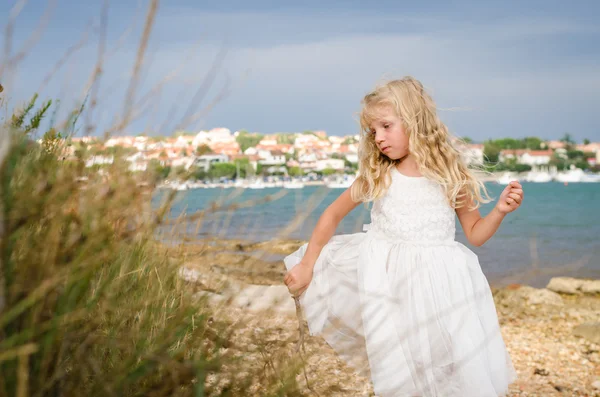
[522,137,543,150]
[483,141,501,164]
[344,158,358,170]
[549,154,568,170]
[148,159,170,181]
[196,144,212,156]
[575,160,589,170]
[560,133,575,149]
[232,158,251,178]
[511,163,532,173]
[583,138,590,145]
[321,168,337,176]
[208,162,237,179]
[235,131,263,152]
[491,138,522,149]
[288,166,302,177]
[567,150,584,160]
[192,167,207,180]
[276,133,296,144]
[460,137,473,144]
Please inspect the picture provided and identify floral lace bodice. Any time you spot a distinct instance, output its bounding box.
[368,167,456,243]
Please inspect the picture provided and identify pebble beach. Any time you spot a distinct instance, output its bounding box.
[170,237,600,396]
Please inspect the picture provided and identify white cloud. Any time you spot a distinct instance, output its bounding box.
[7,6,600,140]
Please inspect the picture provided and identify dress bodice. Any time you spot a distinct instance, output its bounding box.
[368,167,456,243]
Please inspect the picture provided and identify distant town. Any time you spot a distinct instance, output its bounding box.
[57,128,600,188]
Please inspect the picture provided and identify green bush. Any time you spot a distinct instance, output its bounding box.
[0,99,304,396]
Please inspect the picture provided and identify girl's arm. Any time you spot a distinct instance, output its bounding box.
[284,181,363,297]
[300,183,363,269]
[456,181,523,247]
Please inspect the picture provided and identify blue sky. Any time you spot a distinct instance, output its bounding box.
[1,0,599,142]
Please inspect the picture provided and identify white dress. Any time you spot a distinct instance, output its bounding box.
[284,167,517,397]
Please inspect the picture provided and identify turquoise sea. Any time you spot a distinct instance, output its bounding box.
[158,182,600,287]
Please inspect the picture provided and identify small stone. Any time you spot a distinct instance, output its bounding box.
[592,380,600,390]
[554,385,566,392]
[573,323,600,345]
[534,368,549,376]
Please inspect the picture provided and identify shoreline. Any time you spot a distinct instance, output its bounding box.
[162,236,599,289]
[156,170,502,190]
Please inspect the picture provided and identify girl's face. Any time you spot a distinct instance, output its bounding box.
[368,106,409,160]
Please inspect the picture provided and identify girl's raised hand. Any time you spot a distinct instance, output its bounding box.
[496,181,524,214]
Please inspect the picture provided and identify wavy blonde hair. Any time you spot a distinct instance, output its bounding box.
[351,76,491,209]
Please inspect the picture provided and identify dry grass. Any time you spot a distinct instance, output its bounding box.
[0,1,309,395]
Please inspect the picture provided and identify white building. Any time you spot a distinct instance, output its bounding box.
[519,151,552,165]
[125,152,145,163]
[85,155,114,167]
[171,156,196,170]
[316,159,345,171]
[328,136,345,145]
[191,128,236,148]
[128,162,148,172]
[294,133,320,147]
[192,131,211,147]
[500,150,553,166]
[125,152,149,172]
[174,135,192,149]
[193,154,230,172]
[345,153,359,164]
[258,137,278,146]
[208,128,235,143]
[104,137,132,148]
[133,136,148,151]
[463,144,484,165]
[298,152,318,163]
[258,150,286,166]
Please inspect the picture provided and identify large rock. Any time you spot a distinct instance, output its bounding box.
[180,266,297,315]
[572,322,600,345]
[230,284,296,314]
[581,280,600,294]
[193,284,296,315]
[526,288,564,306]
[546,277,600,295]
[494,285,563,307]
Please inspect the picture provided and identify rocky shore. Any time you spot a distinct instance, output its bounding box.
[169,238,600,396]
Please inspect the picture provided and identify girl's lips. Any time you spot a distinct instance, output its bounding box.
[382,146,390,152]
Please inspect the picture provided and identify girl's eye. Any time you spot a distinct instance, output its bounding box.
[384,124,390,129]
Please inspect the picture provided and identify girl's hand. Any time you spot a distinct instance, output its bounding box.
[496,181,524,214]
[283,261,313,298]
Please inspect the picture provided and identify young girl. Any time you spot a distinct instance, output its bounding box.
[283,77,520,396]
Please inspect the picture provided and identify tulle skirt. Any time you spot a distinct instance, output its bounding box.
[284,229,516,397]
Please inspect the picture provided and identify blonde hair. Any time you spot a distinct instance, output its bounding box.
[351,76,491,209]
